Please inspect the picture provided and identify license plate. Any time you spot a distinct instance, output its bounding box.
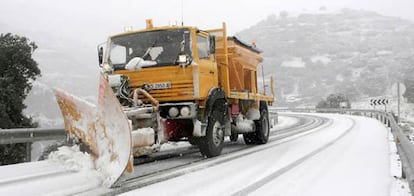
[149,82,171,90]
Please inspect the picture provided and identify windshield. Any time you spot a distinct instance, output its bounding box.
[106,28,192,70]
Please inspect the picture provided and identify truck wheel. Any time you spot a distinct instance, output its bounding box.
[243,132,257,144]
[199,110,224,157]
[243,102,270,145]
[254,108,270,144]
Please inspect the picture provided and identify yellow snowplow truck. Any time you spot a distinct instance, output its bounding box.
[54,20,274,186]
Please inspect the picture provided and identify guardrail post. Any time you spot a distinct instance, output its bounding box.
[26,142,31,162]
[385,117,389,127]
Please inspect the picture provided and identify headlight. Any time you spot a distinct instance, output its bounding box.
[168,107,179,117]
[180,106,191,117]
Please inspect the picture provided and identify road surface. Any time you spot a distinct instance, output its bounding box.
[0,113,408,195]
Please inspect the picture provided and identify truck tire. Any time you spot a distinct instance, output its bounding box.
[198,104,225,157]
[254,107,270,144]
[243,132,257,144]
[188,136,199,145]
[243,102,269,145]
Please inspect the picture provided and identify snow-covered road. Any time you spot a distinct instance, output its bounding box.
[0,146,103,195]
[121,113,401,196]
[0,113,409,195]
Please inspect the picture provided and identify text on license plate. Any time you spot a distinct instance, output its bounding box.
[149,82,171,90]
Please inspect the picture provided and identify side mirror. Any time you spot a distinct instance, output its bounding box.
[209,36,216,54]
[98,46,104,67]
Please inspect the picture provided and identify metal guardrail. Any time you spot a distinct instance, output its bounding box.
[384,112,414,193]
[0,128,65,145]
[273,107,414,192]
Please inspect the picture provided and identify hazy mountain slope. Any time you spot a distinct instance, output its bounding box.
[1,24,101,127]
[237,9,414,107]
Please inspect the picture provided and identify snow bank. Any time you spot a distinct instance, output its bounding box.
[48,145,95,171]
[273,115,299,130]
[31,140,59,161]
[160,141,191,151]
[0,145,104,195]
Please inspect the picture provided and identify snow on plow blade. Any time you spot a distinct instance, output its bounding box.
[53,74,133,187]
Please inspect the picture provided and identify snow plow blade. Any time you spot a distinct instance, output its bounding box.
[53,74,133,187]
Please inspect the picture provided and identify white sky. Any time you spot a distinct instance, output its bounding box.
[1,0,413,47]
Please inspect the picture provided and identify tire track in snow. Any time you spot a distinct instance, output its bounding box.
[232,117,356,196]
[132,113,321,167]
[99,114,331,195]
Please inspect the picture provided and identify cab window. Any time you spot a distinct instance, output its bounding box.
[197,35,209,59]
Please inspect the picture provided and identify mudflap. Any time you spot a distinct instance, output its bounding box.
[53,73,133,188]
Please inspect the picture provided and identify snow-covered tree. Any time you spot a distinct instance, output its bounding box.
[0,33,40,165]
[316,93,351,109]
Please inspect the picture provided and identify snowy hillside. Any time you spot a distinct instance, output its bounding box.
[237,9,414,107]
[4,25,103,127]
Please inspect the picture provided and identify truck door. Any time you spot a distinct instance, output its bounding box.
[195,33,218,98]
